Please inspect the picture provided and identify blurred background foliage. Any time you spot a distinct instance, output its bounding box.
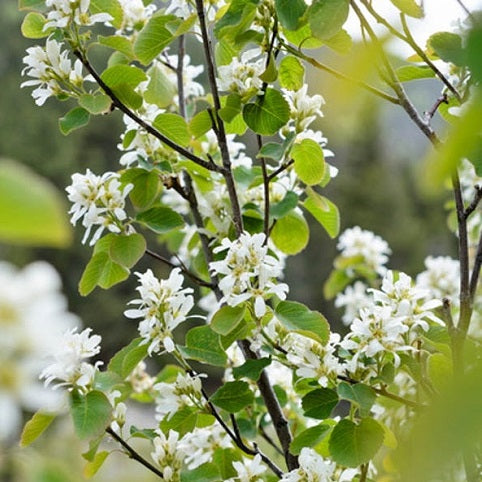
[0,2,458,479]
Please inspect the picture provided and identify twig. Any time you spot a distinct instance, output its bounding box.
[360,463,369,482]
[424,93,448,122]
[267,160,294,182]
[280,41,400,104]
[469,230,482,301]
[73,50,223,174]
[259,424,284,456]
[257,135,271,245]
[464,185,482,219]
[145,249,213,288]
[441,297,455,333]
[454,0,478,24]
[106,427,164,479]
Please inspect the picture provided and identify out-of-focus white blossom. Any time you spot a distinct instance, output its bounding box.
[151,429,185,481]
[125,269,194,354]
[66,169,133,245]
[154,372,204,421]
[283,84,324,133]
[416,256,460,301]
[0,261,79,441]
[40,327,102,393]
[107,390,127,434]
[117,0,157,32]
[335,281,371,326]
[209,232,288,318]
[218,49,264,100]
[227,454,267,482]
[279,448,337,482]
[126,361,155,393]
[337,226,391,275]
[44,0,112,30]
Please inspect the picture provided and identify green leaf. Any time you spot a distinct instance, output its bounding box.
[0,160,71,247]
[214,0,259,41]
[270,191,299,219]
[78,252,129,296]
[98,35,135,59]
[308,0,350,40]
[159,406,199,437]
[59,107,90,135]
[20,411,56,447]
[108,337,148,379]
[18,0,45,10]
[290,424,331,455]
[181,462,221,482]
[211,304,246,336]
[111,83,143,110]
[219,94,242,123]
[100,65,147,88]
[323,269,351,299]
[134,14,177,65]
[233,357,271,381]
[121,168,160,209]
[390,0,423,18]
[275,0,307,30]
[337,382,376,416]
[109,233,146,268]
[275,300,330,344]
[257,142,285,161]
[213,448,243,480]
[210,381,254,412]
[83,451,110,479]
[329,417,384,467]
[153,113,190,147]
[243,88,290,136]
[189,110,213,138]
[90,0,123,30]
[271,211,309,255]
[21,12,52,38]
[283,23,323,49]
[396,65,436,82]
[467,26,482,83]
[323,28,353,54]
[292,139,325,185]
[278,56,305,91]
[180,325,227,367]
[427,353,453,392]
[302,388,339,419]
[303,191,340,238]
[78,94,112,115]
[144,65,176,107]
[428,32,465,66]
[70,391,112,439]
[259,53,278,82]
[136,206,184,233]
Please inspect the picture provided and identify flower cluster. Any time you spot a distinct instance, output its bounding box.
[209,232,288,318]
[283,84,325,134]
[66,169,133,245]
[44,0,112,30]
[21,38,89,106]
[226,454,267,482]
[40,327,102,393]
[151,429,186,481]
[415,256,459,301]
[124,268,194,354]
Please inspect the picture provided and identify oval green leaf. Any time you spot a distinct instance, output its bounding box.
[271,210,309,254]
[153,113,191,147]
[292,139,325,185]
[70,390,112,439]
[136,206,184,233]
[210,381,254,412]
[109,233,146,268]
[308,0,350,40]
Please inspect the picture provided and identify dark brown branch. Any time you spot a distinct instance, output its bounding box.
[454,0,478,24]
[424,93,449,122]
[469,230,482,301]
[176,35,186,120]
[280,41,400,104]
[267,160,294,182]
[106,427,164,478]
[259,424,284,456]
[464,185,482,219]
[73,50,221,173]
[257,135,271,245]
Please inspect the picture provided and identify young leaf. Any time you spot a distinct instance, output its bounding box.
[121,168,160,209]
[109,233,146,269]
[83,451,110,479]
[303,192,340,239]
[302,388,339,419]
[210,381,254,412]
[108,338,149,379]
[213,448,243,480]
[219,94,242,123]
[323,269,351,300]
[59,107,90,135]
[308,0,350,40]
[271,211,309,254]
[21,12,52,38]
[136,206,184,233]
[275,0,307,31]
[289,424,331,455]
[390,0,423,18]
[98,35,135,59]
[275,300,330,344]
[428,32,465,66]
[232,357,272,381]
[210,304,246,336]
[20,411,56,447]
[100,65,147,88]
[270,191,299,219]
[180,325,227,366]
[78,94,112,115]
[70,390,112,439]
[153,113,191,147]
[243,88,290,136]
[337,382,376,416]
[189,110,213,138]
[292,138,325,186]
[159,406,199,437]
[144,65,176,107]
[90,0,123,30]
[329,417,384,467]
[278,56,305,91]
[395,65,436,82]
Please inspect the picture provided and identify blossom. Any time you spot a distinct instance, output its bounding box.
[228,454,267,482]
[151,429,185,481]
[335,281,372,326]
[280,448,336,482]
[283,84,324,133]
[124,269,194,354]
[217,49,265,100]
[337,226,391,275]
[44,0,112,30]
[209,232,288,318]
[154,372,204,421]
[39,327,102,393]
[117,0,157,32]
[66,169,133,245]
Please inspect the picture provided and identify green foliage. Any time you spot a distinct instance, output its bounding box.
[428,32,465,65]
[271,211,309,254]
[389,0,424,18]
[181,463,221,482]
[210,304,246,336]
[308,0,350,40]
[78,93,112,115]
[210,381,254,412]
[289,424,331,455]
[20,411,56,447]
[108,337,148,378]
[136,205,185,233]
[337,382,376,417]
[292,139,325,186]
[59,107,90,135]
[153,113,191,147]
[303,190,340,239]
[301,388,339,419]
[232,357,272,381]
[109,233,146,268]
[395,65,435,82]
[278,56,305,91]
[180,325,228,366]
[21,12,52,38]
[83,451,110,479]
[274,0,307,31]
[121,168,161,209]
[70,390,112,439]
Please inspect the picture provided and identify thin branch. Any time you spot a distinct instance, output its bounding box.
[469,230,482,301]
[337,375,425,409]
[267,160,294,182]
[280,41,400,104]
[73,50,223,173]
[454,0,478,24]
[106,427,164,479]
[424,93,448,122]
[259,424,284,456]
[360,463,369,482]
[440,297,455,333]
[257,135,271,245]
[145,249,214,288]
[464,185,482,219]
[177,35,186,120]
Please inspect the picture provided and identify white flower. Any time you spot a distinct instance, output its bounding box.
[151,429,185,481]
[39,327,102,393]
[209,232,288,318]
[154,372,204,421]
[44,0,112,30]
[283,84,324,133]
[125,269,194,355]
[337,226,391,275]
[229,454,266,482]
[117,0,157,32]
[66,169,133,245]
[335,281,372,326]
[280,448,336,482]
[126,361,154,393]
[217,48,265,100]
